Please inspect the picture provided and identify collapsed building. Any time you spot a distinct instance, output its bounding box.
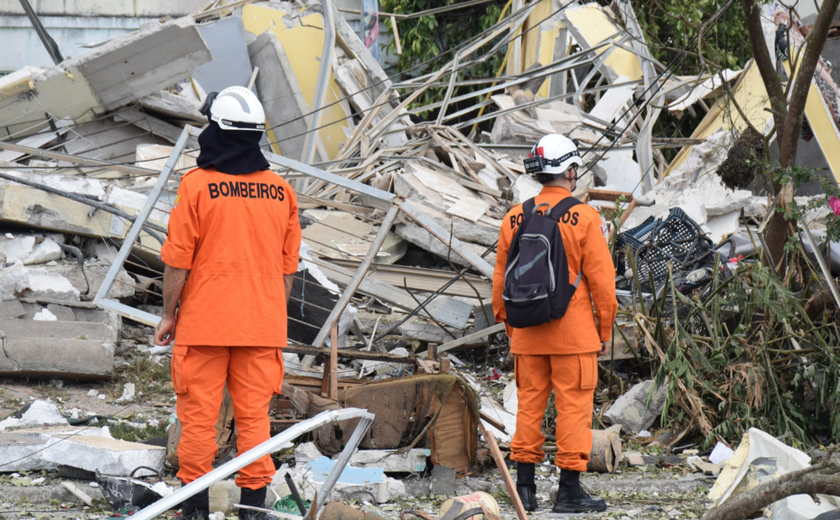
[0,0,836,518]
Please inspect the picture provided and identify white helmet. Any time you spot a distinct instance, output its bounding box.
[200,86,266,132]
[524,134,582,182]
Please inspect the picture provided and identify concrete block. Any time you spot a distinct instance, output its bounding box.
[22,268,80,301]
[398,321,465,344]
[73,308,122,333]
[394,223,496,269]
[74,17,211,110]
[44,432,165,477]
[347,449,429,473]
[0,319,114,342]
[114,107,200,149]
[45,304,77,322]
[0,235,34,264]
[138,90,205,125]
[604,379,668,434]
[0,337,114,379]
[42,263,135,300]
[0,300,25,319]
[24,238,63,265]
[248,31,326,162]
[394,169,500,246]
[0,262,28,300]
[242,3,352,159]
[0,17,211,140]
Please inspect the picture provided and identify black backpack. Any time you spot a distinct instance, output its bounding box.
[502,197,583,328]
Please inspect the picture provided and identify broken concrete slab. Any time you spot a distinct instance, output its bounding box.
[114,107,200,149]
[0,337,113,379]
[243,4,354,159]
[347,448,429,473]
[394,222,496,269]
[397,321,466,345]
[604,379,669,434]
[138,90,205,125]
[301,209,406,264]
[248,31,320,161]
[45,304,76,322]
[0,319,116,343]
[395,166,501,247]
[134,143,198,174]
[0,17,211,140]
[0,426,165,476]
[0,300,26,319]
[21,268,80,301]
[313,257,473,329]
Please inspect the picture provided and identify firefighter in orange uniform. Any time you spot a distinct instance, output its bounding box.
[492,134,617,513]
[154,86,301,520]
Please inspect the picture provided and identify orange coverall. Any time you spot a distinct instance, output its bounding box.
[161,167,301,489]
[492,186,617,471]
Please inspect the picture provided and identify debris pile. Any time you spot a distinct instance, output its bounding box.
[0,0,836,519]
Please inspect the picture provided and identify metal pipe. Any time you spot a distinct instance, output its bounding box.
[301,0,336,169]
[131,408,375,520]
[94,126,196,310]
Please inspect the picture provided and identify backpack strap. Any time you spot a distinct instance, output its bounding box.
[549,197,584,289]
[547,196,581,221]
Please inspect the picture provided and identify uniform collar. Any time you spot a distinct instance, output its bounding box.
[539,186,572,196]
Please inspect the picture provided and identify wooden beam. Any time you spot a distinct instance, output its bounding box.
[284,344,416,364]
[478,422,528,520]
[438,323,505,355]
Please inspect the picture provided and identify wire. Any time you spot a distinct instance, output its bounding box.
[573,0,739,183]
[263,0,570,138]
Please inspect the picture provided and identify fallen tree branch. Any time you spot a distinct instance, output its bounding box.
[701,450,840,520]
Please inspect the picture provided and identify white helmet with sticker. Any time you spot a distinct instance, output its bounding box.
[201,86,266,132]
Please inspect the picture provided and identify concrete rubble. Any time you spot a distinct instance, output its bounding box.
[0,0,835,519]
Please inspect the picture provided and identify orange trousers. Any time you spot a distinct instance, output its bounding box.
[172,345,284,489]
[511,353,597,472]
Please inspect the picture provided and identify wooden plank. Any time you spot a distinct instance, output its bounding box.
[390,16,402,55]
[478,422,528,520]
[284,344,416,364]
[311,257,473,328]
[438,323,505,355]
[329,324,339,400]
[479,410,508,434]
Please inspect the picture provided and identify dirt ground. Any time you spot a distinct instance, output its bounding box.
[0,345,714,520]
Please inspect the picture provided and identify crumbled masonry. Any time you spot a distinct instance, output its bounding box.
[0,0,836,519]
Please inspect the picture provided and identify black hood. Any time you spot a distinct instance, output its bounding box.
[196,121,270,175]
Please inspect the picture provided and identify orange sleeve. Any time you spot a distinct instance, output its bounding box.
[492,217,511,324]
[160,180,199,270]
[580,213,617,342]
[282,185,301,275]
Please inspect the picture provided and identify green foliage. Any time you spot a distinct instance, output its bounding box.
[770,161,840,249]
[381,0,506,114]
[643,259,840,448]
[629,0,751,75]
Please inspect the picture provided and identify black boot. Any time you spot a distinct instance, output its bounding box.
[552,470,607,513]
[179,488,210,519]
[515,462,537,512]
[239,486,269,520]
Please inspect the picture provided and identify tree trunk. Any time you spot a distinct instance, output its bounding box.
[740,0,840,268]
[701,469,840,520]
